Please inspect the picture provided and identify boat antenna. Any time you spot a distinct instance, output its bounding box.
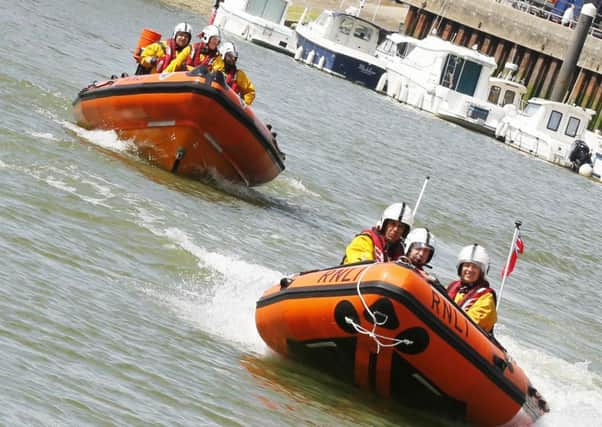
[430,0,450,36]
[413,176,430,217]
[371,0,382,23]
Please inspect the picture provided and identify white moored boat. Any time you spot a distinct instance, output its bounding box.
[213,0,297,55]
[496,98,596,171]
[383,36,499,122]
[294,10,390,89]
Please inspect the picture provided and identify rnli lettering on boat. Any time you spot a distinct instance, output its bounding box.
[430,290,470,338]
[358,63,376,76]
[317,266,368,284]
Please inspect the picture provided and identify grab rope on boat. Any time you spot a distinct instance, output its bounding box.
[345,263,413,354]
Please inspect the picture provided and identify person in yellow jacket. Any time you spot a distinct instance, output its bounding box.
[219,42,256,105]
[342,202,414,264]
[186,25,224,72]
[447,244,497,333]
[138,22,192,74]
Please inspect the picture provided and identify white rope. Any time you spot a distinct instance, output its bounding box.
[345,263,413,354]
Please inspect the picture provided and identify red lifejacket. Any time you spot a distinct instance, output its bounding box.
[156,39,178,73]
[225,69,240,93]
[447,280,496,312]
[360,228,403,263]
[187,42,219,68]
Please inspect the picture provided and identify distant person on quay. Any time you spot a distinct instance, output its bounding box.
[561,4,575,27]
[447,244,497,333]
[186,24,224,72]
[138,22,193,74]
[220,42,256,105]
[342,203,414,264]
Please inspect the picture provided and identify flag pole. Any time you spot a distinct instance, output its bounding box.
[413,176,430,217]
[497,220,522,310]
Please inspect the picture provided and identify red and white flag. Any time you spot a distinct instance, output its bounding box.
[501,234,524,279]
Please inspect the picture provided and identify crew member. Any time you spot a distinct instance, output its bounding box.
[404,227,441,287]
[447,244,497,333]
[187,24,224,72]
[221,42,256,105]
[138,22,193,74]
[342,203,414,264]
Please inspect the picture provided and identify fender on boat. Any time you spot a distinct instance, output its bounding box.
[376,73,387,93]
[294,45,303,61]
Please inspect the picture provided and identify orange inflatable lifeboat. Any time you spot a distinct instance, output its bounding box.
[256,261,549,426]
[73,68,286,186]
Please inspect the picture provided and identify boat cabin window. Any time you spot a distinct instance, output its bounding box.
[523,103,541,117]
[440,55,482,96]
[503,90,516,107]
[353,23,373,41]
[565,116,581,137]
[397,42,409,58]
[546,110,563,132]
[316,12,330,27]
[378,39,393,54]
[338,17,354,36]
[488,85,501,104]
[245,0,287,23]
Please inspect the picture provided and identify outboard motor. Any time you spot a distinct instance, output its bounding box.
[568,140,592,171]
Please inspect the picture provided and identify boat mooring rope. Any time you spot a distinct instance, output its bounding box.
[345,263,413,354]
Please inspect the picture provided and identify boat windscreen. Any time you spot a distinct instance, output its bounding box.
[245,0,287,23]
[523,103,541,117]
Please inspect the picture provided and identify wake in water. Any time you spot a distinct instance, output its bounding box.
[61,118,319,214]
[138,227,282,355]
[496,334,602,427]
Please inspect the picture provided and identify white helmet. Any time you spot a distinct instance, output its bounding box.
[201,25,221,44]
[173,22,193,40]
[405,228,435,263]
[456,244,489,279]
[377,202,414,235]
[220,42,238,58]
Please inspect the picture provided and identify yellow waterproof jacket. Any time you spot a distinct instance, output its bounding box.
[139,41,191,73]
[186,49,224,73]
[342,235,375,264]
[447,280,497,333]
[229,68,256,105]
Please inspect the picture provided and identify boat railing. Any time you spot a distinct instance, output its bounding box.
[505,0,602,38]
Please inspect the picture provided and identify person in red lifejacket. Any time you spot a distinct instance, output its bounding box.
[447,244,497,333]
[220,42,256,105]
[342,202,414,264]
[138,22,193,74]
[186,24,224,72]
